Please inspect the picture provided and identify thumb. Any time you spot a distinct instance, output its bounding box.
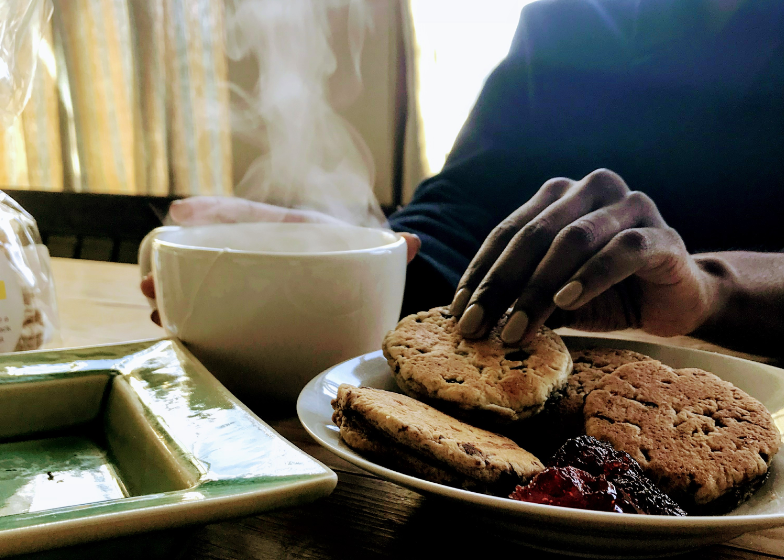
[399,232,421,264]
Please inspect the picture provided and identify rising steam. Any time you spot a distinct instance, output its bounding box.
[225,0,386,228]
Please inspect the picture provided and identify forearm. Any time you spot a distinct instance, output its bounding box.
[691,252,784,356]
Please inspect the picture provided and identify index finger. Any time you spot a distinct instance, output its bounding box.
[450,177,573,316]
[455,169,632,338]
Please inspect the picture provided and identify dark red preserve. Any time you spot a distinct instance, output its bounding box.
[509,436,686,516]
[509,466,632,513]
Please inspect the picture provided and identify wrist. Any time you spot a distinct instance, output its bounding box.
[679,251,784,357]
[689,254,736,338]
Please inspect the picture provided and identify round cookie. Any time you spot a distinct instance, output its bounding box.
[382,306,572,425]
[562,348,653,417]
[584,360,781,514]
[552,349,653,432]
[521,348,654,455]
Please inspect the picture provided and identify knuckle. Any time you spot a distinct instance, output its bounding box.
[462,260,489,287]
[589,168,622,182]
[479,222,520,256]
[471,280,490,299]
[516,219,554,249]
[467,219,522,280]
[491,218,521,241]
[617,229,650,254]
[625,191,658,216]
[473,274,512,305]
[540,177,573,199]
[588,253,615,279]
[556,221,597,250]
[583,168,629,199]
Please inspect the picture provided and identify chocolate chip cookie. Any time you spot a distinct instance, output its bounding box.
[332,384,544,494]
[584,360,781,514]
[382,307,572,425]
[546,348,653,436]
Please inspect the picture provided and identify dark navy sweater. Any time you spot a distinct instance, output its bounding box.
[388,0,784,315]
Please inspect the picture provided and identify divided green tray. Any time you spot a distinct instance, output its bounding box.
[0,339,336,557]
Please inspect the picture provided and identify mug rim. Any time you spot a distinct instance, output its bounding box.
[152,222,406,257]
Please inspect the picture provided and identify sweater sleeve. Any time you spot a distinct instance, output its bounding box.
[387,0,640,310]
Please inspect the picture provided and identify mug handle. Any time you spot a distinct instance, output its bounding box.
[138,226,179,310]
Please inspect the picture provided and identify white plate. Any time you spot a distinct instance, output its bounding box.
[297,335,784,559]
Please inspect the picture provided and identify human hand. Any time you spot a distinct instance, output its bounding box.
[142,197,421,325]
[449,169,719,344]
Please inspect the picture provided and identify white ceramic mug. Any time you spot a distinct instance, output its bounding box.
[139,222,407,405]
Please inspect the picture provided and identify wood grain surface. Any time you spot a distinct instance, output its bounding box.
[47,258,784,560]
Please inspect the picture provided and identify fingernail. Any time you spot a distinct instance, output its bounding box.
[459,304,484,335]
[450,288,471,316]
[502,310,529,345]
[168,200,192,223]
[554,280,583,308]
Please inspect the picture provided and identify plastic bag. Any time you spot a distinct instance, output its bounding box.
[0,0,52,128]
[0,192,58,351]
[0,0,58,351]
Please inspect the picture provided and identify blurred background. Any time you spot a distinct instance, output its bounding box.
[1,0,533,261]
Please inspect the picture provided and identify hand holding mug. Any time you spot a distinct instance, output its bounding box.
[138,219,409,404]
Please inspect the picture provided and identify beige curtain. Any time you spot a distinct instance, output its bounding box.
[1,0,233,197]
[0,119,30,188]
[21,19,63,192]
[162,0,233,196]
[1,0,422,208]
[398,0,427,205]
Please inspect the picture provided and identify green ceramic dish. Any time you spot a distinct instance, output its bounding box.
[0,339,336,558]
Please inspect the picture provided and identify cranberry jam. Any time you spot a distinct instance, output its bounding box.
[510,436,686,516]
[509,465,632,513]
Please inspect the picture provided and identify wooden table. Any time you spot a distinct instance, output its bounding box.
[46,257,784,560]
